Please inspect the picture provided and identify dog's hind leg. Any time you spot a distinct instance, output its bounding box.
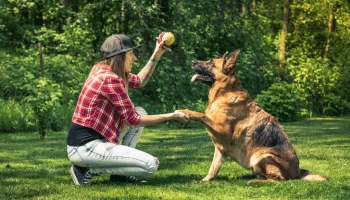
[202,146,225,181]
[249,153,285,183]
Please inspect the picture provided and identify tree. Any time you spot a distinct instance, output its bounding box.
[279,0,291,67]
[324,3,338,59]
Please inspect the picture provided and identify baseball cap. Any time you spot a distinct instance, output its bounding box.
[100,34,142,59]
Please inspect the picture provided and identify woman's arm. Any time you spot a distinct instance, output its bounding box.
[137,39,166,87]
[134,111,189,128]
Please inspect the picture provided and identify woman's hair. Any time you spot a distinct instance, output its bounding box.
[103,52,129,91]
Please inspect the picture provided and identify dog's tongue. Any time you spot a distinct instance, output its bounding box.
[191,74,199,82]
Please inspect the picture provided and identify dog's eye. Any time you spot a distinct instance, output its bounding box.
[208,60,214,65]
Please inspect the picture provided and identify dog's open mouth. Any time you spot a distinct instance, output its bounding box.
[191,74,214,83]
[191,63,215,85]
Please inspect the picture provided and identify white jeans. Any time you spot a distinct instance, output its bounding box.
[67,107,158,177]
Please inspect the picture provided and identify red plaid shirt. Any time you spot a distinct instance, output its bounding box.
[72,63,141,144]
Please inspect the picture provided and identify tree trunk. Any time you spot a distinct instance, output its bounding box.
[38,114,47,140]
[324,5,337,59]
[242,0,249,25]
[279,0,290,67]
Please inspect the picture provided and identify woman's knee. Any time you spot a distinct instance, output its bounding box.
[135,106,148,116]
[67,146,90,167]
[146,157,159,174]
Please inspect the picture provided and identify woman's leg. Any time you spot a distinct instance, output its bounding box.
[68,107,155,185]
[67,139,158,177]
[119,107,148,148]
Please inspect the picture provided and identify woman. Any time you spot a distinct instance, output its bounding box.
[67,34,189,186]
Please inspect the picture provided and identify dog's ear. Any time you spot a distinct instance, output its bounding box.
[223,50,240,74]
[222,51,229,59]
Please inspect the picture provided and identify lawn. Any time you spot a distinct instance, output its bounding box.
[0,117,349,200]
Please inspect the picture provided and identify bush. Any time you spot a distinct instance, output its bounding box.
[0,50,77,134]
[50,103,75,131]
[23,75,62,139]
[0,99,36,133]
[321,93,350,116]
[0,98,74,133]
[288,55,340,115]
[256,82,303,122]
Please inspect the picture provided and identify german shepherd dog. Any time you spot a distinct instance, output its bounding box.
[179,50,327,182]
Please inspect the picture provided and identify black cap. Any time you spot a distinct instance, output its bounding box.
[100,34,141,59]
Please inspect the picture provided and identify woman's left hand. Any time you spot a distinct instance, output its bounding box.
[154,33,167,56]
[173,110,190,123]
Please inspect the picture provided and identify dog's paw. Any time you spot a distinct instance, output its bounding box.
[176,109,195,119]
[201,176,215,182]
[177,109,206,122]
[177,109,192,115]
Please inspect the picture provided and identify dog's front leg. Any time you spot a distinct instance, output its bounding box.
[177,109,229,135]
[202,146,225,181]
[177,109,206,121]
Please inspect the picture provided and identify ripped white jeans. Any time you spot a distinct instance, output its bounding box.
[67,107,159,176]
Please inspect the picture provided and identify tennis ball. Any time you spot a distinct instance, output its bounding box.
[162,32,175,46]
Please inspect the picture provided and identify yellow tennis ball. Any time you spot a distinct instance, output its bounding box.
[162,32,175,46]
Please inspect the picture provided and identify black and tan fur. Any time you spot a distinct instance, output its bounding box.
[179,50,327,182]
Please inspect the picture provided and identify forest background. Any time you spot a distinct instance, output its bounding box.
[1,0,350,138]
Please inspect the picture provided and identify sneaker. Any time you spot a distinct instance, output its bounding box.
[110,175,147,184]
[70,165,93,186]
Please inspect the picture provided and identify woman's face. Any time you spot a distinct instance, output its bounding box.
[125,50,137,73]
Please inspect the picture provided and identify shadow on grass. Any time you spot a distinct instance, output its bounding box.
[1,187,57,199]
[1,166,50,181]
[284,118,350,144]
[95,174,248,186]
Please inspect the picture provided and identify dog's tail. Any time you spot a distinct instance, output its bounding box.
[297,169,328,181]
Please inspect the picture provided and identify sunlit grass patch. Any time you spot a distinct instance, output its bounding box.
[0,117,349,199]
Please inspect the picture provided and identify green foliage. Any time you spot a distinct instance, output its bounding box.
[1,0,350,132]
[0,48,37,99]
[0,46,85,134]
[321,93,350,116]
[45,54,86,101]
[287,55,349,116]
[256,82,303,122]
[22,74,62,139]
[50,103,75,131]
[236,49,264,97]
[0,99,36,133]
[289,0,331,58]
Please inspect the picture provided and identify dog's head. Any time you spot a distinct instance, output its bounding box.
[191,50,240,86]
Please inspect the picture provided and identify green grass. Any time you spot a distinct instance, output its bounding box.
[1,117,350,200]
